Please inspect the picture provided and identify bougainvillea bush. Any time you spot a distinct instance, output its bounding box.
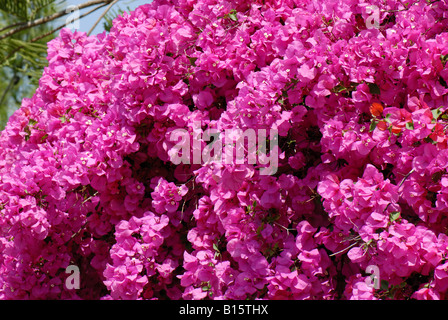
[1,0,448,300]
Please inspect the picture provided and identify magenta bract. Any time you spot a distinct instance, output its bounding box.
[0,0,448,300]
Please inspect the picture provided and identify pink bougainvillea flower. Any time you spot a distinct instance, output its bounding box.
[1,0,448,301]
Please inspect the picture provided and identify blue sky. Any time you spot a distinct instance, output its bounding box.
[58,0,152,35]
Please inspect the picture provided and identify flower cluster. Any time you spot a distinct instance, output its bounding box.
[0,0,448,300]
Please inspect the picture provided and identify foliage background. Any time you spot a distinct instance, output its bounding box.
[0,0,144,130]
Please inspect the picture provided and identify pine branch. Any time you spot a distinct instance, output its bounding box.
[29,0,59,19]
[0,2,110,66]
[0,73,19,121]
[0,0,114,41]
[0,0,59,18]
[87,0,119,36]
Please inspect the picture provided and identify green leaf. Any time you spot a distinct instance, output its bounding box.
[384,113,392,123]
[424,136,437,144]
[256,222,265,237]
[390,211,401,222]
[369,120,377,132]
[441,54,448,67]
[368,83,381,95]
[432,107,442,121]
[380,280,389,291]
[228,9,238,21]
[332,83,346,93]
[405,122,414,130]
[188,56,198,66]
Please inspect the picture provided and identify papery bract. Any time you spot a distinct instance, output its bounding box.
[0,0,448,300]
